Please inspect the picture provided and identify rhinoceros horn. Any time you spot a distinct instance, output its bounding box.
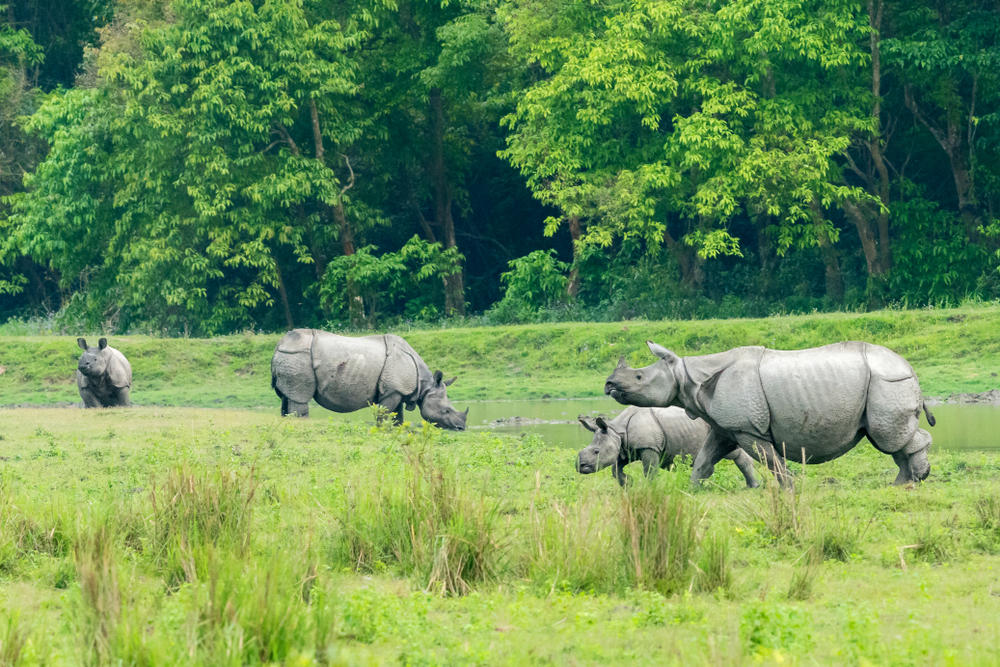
[616,355,627,369]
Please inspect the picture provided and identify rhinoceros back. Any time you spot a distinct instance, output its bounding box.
[310,332,387,412]
[759,342,870,459]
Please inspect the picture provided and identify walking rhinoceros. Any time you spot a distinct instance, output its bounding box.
[270,329,468,430]
[603,341,935,487]
[76,338,132,408]
[576,406,759,488]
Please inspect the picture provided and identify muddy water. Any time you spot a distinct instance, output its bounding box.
[467,399,1000,452]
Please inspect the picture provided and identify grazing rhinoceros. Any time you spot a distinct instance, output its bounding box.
[271,328,468,430]
[604,341,935,487]
[576,406,759,488]
[76,338,132,408]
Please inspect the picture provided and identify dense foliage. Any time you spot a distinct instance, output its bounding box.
[1,0,998,334]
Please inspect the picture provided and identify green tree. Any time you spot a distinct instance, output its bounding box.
[9,0,365,333]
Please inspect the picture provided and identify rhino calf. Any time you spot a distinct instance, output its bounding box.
[76,338,132,408]
[271,329,468,430]
[577,406,759,488]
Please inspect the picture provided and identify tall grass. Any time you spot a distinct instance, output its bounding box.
[147,464,258,584]
[620,472,704,596]
[0,472,70,574]
[522,477,620,593]
[338,446,505,595]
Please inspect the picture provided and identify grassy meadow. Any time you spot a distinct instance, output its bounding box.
[0,407,998,665]
[3,305,1000,408]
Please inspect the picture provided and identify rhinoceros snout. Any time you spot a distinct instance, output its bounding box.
[604,382,614,395]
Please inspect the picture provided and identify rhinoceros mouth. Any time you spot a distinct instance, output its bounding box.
[576,462,595,474]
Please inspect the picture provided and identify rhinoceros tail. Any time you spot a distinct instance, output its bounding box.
[922,401,936,427]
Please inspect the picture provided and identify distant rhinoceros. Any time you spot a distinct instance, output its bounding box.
[577,406,759,488]
[270,329,468,430]
[76,338,132,408]
[604,341,935,487]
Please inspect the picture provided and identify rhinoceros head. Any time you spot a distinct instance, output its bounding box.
[604,342,681,407]
[77,338,110,378]
[576,416,623,475]
[419,370,468,431]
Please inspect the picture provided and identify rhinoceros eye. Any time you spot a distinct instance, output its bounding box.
[636,373,642,380]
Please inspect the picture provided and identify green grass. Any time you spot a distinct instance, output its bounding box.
[3,305,1000,408]
[0,407,999,665]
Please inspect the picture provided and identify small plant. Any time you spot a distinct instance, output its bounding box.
[147,464,258,584]
[696,531,732,594]
[741,602,813,656]
[620,472,703,595]
[337,446,505,595]
[973,486,1000,537]
[909,514,964,564]
[785,548,822,601]
[0,612,30,667]
[73,523,121,666]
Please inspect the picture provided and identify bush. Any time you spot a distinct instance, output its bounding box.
[741,603,813,655]
[337,445,505,595]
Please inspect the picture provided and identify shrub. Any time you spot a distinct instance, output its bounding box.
[147,464,258,584]
[741,603,813,655]
[620,473,703,595]
[337,446,504,595]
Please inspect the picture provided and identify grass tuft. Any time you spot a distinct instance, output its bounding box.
[620,472,703,596]
[338,444,505,595]
[148,464,258,585]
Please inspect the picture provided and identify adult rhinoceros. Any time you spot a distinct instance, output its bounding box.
[604,341,935,486]
[271,329,468,430]
[577,406,759,488]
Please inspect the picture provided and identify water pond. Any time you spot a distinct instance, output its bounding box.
[323,397,1000,453]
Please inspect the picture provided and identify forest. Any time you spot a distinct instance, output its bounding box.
[0,0,998,335]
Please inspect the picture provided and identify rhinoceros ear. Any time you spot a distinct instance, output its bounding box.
[433,370,444,384]
[647,341,678,363]
[579,417,599,432]
[77,338,89,351]
[595,416,611,433]
[98,338,108,350]
[444,376,457,387]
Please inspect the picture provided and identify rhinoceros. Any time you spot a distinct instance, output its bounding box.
[271,328,468,430]
[76,338,132,408]
[604,341,935,487]
[576,406,759,488]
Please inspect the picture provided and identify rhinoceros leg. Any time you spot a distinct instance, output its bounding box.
[284,400,310,418]
[723,449,760,489]
[111,387,130,408]
[640,449,663,478]
[79,386,102,409]
[691,430,738,485]
[375,392,404,426]
[737,435,794,488]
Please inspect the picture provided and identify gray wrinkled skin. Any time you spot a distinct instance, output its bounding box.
[271,329,468,430]
[604,341,935,487]
[576,406,759,488]
[76,338,132,408]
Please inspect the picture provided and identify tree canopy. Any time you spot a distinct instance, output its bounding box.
[2,0,998,333]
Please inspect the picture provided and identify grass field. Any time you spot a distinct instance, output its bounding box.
[1,407,999,665]
[3,305,1000,408]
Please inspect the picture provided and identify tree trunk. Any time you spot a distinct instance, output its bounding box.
[310,99,363,326]
[566,215,581,299]
[903,84,979,241]
[662,227,702,291]
[274,261,295,329]
[810,200,844,303]
[868,0,893,272]
[429,87,465,316]
[756,220,775,298]
[841,199,884,277]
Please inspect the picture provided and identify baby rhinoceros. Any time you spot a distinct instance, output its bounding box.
[76,338,132,408]
[576,406,758,488]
